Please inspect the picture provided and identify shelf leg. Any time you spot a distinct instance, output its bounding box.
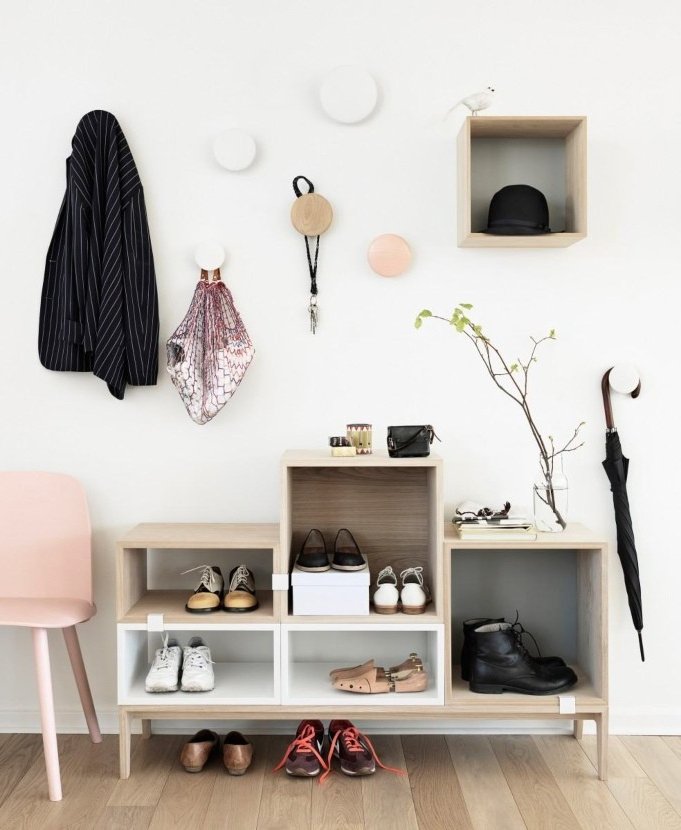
[596,711,609,781]
[119,710,131,779]
[141,718,152,740]
[573,719,584,740]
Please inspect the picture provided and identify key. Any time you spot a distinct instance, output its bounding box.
[308,297,318,334]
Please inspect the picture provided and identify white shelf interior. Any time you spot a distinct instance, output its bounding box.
[282,624,444,706]
[118,627,279,706]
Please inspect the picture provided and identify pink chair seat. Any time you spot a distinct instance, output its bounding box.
[0,597,96,628]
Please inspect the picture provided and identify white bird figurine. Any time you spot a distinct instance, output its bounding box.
[446,86,495,117]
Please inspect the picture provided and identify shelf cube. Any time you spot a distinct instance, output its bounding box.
[457,116,587,248]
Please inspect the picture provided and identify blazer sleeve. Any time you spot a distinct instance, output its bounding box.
[121,188,159,389]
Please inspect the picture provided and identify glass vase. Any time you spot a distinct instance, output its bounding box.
[533,456,568,533]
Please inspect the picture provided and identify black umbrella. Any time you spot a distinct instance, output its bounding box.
[601,370,645,661]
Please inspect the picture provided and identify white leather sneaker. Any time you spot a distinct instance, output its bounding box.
[145,635,182,692]
[181,637,215,692]
[373,566,399,614]
[399,567,430,615]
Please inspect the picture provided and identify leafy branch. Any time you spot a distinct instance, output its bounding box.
[415,304,585,529]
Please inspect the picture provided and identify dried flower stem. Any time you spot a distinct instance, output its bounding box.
[415,305,585,530]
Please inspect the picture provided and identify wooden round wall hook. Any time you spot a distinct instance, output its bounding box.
[367,234,412,277]
[290,176,333,236]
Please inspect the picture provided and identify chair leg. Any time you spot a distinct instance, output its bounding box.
[62,626,102,743]
[32,628,62,802]
[573,719,584,740]
[141,719,152,739]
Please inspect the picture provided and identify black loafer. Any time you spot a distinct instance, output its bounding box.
[295,529,330,572]
[332,529,367,571]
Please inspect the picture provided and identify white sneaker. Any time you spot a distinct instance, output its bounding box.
[181,637,215,692]
[145,635,182,692]
[400,567,430,615]
[373,566,399,614]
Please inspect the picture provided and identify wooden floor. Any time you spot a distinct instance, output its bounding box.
[1,733,681,829]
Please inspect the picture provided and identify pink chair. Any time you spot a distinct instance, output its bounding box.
[0,472,102,801]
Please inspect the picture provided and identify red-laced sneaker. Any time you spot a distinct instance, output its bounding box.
[273,720,327,777]
[322,720,405,782]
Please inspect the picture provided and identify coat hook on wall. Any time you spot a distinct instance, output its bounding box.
[213,129,257,171]
[602,363,641,431]
[194,241,226,274]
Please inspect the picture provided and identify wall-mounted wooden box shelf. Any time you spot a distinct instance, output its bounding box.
[457,116,587,248]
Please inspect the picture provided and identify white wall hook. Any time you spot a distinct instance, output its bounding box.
[602,363,641,430]
[319,65,378,123]
[194,241,226,271]
[608,363,641,395]
[213,129,257,171]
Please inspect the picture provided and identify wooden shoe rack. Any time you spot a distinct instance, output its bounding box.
[116,451,608,779]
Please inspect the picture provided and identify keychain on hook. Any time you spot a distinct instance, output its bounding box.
[290,175,333,334]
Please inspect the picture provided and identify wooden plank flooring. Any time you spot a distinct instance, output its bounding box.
[0,733,680,829]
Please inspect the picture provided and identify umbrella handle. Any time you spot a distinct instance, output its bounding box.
[602,367,642,430]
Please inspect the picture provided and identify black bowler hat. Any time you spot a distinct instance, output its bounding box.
[483,184,551,235]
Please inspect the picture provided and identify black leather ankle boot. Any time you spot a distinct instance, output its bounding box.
[461,617,567,682]
[460,618,503,681]
[469,623,577,695]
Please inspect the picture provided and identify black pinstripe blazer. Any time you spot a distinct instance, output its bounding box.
[39,110,159,399]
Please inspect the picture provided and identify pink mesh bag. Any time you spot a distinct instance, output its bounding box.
[166,270,255,424]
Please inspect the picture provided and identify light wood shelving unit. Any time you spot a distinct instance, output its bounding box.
[116,453,608,780]
[457,115,587,247]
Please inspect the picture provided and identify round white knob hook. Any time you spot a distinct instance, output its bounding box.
[608,363,640,395]
[194,242,225,271]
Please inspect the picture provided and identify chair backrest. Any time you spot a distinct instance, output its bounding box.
[0,472,92,602]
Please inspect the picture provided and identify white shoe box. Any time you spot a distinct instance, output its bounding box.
[291,567,370,615]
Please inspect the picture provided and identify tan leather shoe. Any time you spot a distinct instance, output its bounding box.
[223,731,253,775]
[180,729,219,772]
[182,565,224,613]
[223,565,259,613]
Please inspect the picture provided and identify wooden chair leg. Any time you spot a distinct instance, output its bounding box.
[32,628,62,801]
[141,719,152,739]
[63,626,102,743]
[573,719,584,740]
[119,710,131,779]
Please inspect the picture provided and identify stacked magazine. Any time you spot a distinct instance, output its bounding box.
[453,510,537,542]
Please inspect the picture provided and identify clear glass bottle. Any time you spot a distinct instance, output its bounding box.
[533,455,568,533]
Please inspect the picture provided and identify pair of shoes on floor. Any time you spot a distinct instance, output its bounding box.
[329,653,427,694]
[273,720,404,781]
[180,729,253,775]
[373,565,431,614]
[462,616,577,695]
[295,528,367,572]
[145,635,214,693]
[183,564,258,613]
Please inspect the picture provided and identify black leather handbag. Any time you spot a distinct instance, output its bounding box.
[387,425,438,458]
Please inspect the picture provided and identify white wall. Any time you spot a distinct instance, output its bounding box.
[1,0,679,734]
